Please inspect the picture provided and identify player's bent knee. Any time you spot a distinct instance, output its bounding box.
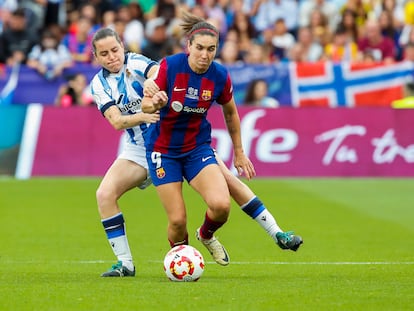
[96,186,117,206]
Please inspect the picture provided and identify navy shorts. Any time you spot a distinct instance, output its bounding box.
[146,144,218,186]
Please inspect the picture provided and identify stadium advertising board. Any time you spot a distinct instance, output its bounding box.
[210,107,414,177]
[7,106,414,178]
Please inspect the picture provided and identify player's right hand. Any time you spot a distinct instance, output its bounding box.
[152,91,168,110]
[143,112,160,124]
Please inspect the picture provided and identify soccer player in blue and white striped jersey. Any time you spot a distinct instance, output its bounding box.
[90,28,160,277]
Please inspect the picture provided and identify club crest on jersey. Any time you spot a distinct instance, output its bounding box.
[201,90,212,101]
[156,167,166,179]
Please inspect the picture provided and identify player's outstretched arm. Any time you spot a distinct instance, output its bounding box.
[104,105,159,130]
[221,99,256,180]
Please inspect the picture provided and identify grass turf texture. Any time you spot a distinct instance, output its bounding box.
[1,178,413,311]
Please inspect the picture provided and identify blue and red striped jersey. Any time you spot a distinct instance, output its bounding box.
[145,53,233,156]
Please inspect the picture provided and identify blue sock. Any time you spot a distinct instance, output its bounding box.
[101,212,133,267]
[241,197,265,219]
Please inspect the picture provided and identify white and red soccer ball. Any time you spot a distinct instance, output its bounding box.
[163,245,205,282]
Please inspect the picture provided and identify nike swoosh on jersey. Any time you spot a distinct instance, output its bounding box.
[174,86,186,92]
[202,156,213,162]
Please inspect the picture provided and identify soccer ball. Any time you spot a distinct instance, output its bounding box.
[163,245,205,282]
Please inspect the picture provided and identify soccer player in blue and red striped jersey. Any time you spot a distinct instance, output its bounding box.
[141,11,256,266]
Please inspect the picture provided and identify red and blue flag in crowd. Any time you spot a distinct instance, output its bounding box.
[289,61,414,107]
[227,61,414,107]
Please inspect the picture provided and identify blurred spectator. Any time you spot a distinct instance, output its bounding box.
[128,1,146,23]
[141,17,174,61]
[401,41,414,61]
[55,73,94,107]
[244,79,279,107]
[399,24,414,52]
[44,0,66,28]
[271,18,296,61]
[308,8,332,47]
[202,0,228,37]
[18,0,47,33]
[190,4,208,19]
[216,38,243,65]
[323,26,359,62]
[374,0,405,30]
[228,11,258,58]
[62,16,94,64]
[243,41,271,64]
[378,9,402,59]
[116,4,144,53]
[340,0,372,28]
[259,26,279,63]
[250,0,298,35]
[224,0,245,29]
[397,1,414,48]
[47,23,65,43]
[101,9,116,29]
[337,8,362,42]
[26,29,72,81]
[357,18,396,63]
[299,0,339,32]
[77,3,101,34]
[0,0,18,34]
[0,8,39,66]
[288,26,324,62]
[152,0,178,25]
[66,7,80,35]
[154,0,185,47]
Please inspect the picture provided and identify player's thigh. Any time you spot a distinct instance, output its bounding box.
[155,182,187,225]
[99,159,148,196]
[190,164,230,208]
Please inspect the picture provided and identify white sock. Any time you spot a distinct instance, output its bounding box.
[108,236,134,270]
[254,209,283,242]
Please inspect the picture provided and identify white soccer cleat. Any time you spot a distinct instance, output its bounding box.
[196,228,230,266]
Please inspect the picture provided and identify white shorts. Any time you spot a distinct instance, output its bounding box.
[118,142,152,189]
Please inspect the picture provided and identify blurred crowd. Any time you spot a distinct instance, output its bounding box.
[1,0,414,106]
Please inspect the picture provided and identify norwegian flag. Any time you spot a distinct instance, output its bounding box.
[289,61,414,107]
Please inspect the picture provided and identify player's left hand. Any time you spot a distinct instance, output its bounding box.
[233,153,256,180]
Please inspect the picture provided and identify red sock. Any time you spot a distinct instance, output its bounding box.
[169,233,188,248]
[199,212,225,239]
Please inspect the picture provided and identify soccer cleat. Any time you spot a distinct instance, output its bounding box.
[276,231,303,251]
[101,261,136,277]
[137,176,152,190]
[196,228,230,266]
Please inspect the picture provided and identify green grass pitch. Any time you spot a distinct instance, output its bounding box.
[1,178,413,310]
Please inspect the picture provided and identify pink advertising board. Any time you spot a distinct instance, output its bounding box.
[31,107,123,176]
[31,106,414,177]
[210,107,414,177]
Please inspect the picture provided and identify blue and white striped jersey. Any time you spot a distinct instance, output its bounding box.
[91,52,157,145]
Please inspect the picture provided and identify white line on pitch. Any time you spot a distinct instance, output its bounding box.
[4,260,414,265]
